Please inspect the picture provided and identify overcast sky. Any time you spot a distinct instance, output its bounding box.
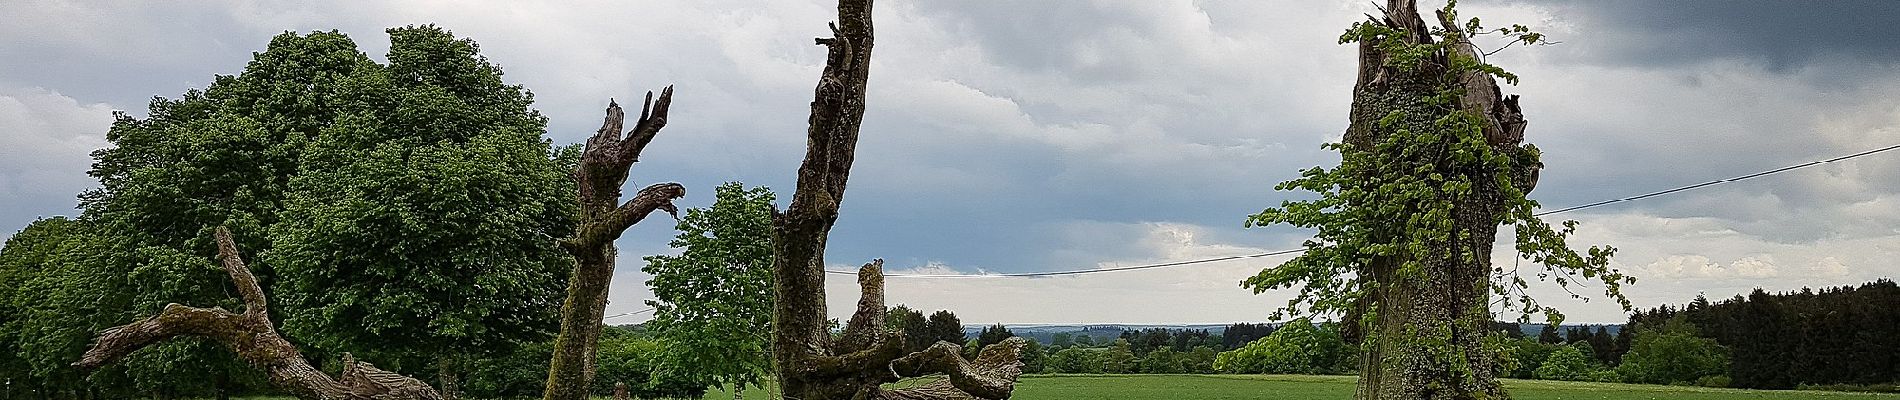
[4,0,1897,325]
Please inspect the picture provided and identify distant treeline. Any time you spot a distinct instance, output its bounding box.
[1630,279,1900,389]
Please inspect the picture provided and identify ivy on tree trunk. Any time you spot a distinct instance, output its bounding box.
[1245,1,1629,399]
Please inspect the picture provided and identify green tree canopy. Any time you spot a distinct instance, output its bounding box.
[73,25,576,383]
[1212,319,1350,375]
[641,182,776,393]
[1615,317,1728,385]
[1533,344,1599,381]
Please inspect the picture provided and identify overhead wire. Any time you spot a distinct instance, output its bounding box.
[821,143,1900,279]
[602,306,658,320]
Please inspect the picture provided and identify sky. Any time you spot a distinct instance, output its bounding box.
[3,0,1898,325]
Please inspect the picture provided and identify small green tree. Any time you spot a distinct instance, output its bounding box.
[925,310,965,346]
[1615,318,1728,385]
[1020,338,1047,374]
[1048,348,1103,374]
[1533,344,1599,381]
[1139,348,1184,374]
[1184,346,1219,374]
[642,182,776,396]
[886,305,932,353]
[1102,339,1138,374]
[977,324,1016,347]
[1213,319,1349,375]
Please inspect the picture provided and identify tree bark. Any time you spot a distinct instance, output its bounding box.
[1344,1,1537,399]
[74,227,441,400]
[543,90,686,400]
[769,1,1028,399]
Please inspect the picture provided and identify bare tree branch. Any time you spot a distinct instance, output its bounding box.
[77,227,440,400]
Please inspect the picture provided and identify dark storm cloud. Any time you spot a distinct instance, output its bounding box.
[1508,0,1900,69]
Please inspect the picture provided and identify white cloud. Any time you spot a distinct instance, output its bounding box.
[3,1,1898,326]
[0,86,114,239]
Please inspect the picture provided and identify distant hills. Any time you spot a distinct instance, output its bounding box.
[959,322,1621,343]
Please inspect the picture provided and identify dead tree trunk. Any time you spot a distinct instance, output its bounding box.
[1344,1,1539,399]
[770,1,1027,399]
[74,227,441,400]
[543,90,687,400]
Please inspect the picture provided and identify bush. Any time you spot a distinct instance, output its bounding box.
[463,341,553,399]
[1212,319,1349,375]
[1048,348,1104,374]
[1533,344,1599,381]
[1614,318,1728,385]
[594,335,710,399]
[1696,375,1732,388]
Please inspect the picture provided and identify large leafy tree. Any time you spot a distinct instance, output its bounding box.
[71,25,577,395]
[1244,1,1629,398]
[265,25,577,379]
[641,182,776,396]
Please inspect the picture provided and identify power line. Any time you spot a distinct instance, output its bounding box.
[825,143,1900,279]
[1532,143,1900,216]
[603,307,657,320]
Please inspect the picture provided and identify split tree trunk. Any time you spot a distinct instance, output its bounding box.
[543,90,687,400]
[770,1,1028,399]
[1344,1,1539,400]
[75,227,441,400]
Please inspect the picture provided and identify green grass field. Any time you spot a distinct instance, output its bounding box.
[232,375,1900,399]
[696,374,1899,399]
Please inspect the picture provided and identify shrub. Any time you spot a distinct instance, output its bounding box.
[1615,317,1728,385]
[1212,319,1349,375]
[1533,344,1599,381]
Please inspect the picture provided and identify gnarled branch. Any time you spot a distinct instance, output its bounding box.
[76,227,439,400]
[544,89,684,400]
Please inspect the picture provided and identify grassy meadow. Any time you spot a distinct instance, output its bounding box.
[695,374,1900,400]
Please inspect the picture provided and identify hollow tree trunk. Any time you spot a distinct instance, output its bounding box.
[769,1,1028,399]
[1344,1,1539,399]
[543,90,687,400]
[74,227,441,400]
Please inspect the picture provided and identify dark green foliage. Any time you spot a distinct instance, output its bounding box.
[1047,348,1103,374]
[1532,344,1599,381]
[1183,346,1219,374]
[977,324,1016,348]
[592,332,709,399]
[1615,317,1727,386]
[925,309,965,346]
[1019,338,1047,374]
[1501,337,1556,379]
[1221,323,1277,349]
[459,328,708,400]
[1139,348,1184,374]
[1049,332,1074,349]
[264,25,575,372]
[1212,319,1351,375]
[886,305,932,353]
[641,182,776,393]
[462,341,554,399]
[1538,324,1563,345]
[1,25,578,396]
[1629,280,1900,389]
[1103,339,1138,374]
